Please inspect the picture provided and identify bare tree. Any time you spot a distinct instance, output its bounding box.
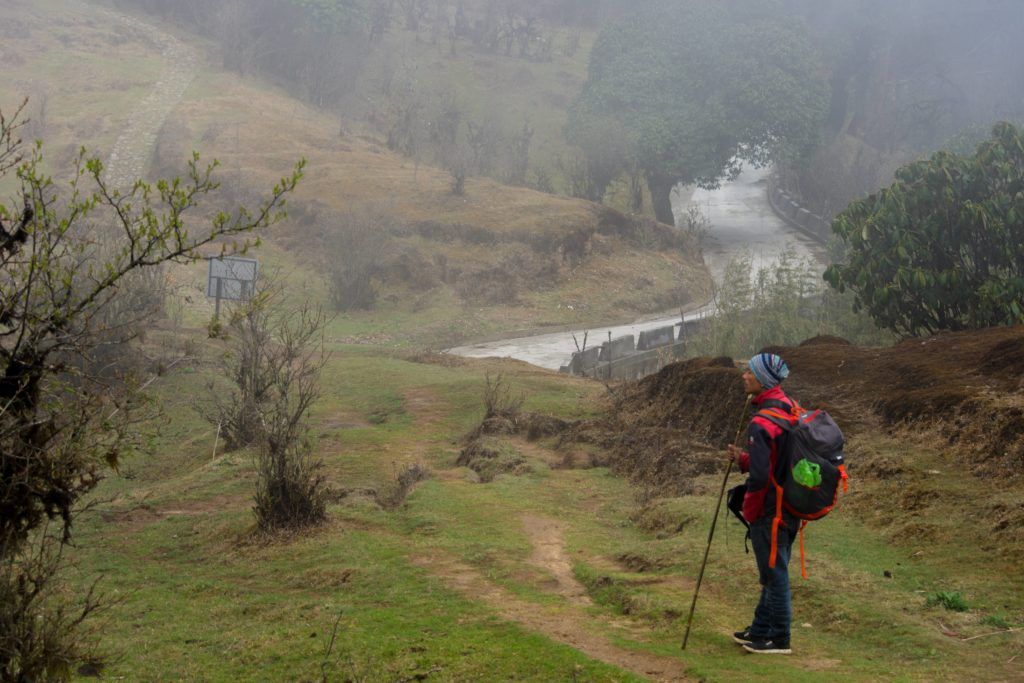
[325,205,394,311]
[211,0,262,75]
[465,118,501,176]
[430,90,463,151]
[368,0,395,43]
[208,276,328,531]
[505,117,533,185]
[396,0,428,31]
[247,298,328,532]
[208,281,277,451]
[386,91,426,158]
[298,33,369,108]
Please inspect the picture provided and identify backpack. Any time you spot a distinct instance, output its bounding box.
[756,402,848,578]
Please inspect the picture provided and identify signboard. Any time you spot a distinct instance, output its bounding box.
[206,256,258,302]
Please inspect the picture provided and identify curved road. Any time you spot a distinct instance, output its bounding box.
[446,166,825,369]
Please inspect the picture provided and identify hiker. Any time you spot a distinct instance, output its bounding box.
[727,352,798,655]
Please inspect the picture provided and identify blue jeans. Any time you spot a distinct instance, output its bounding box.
[748,514,797,642]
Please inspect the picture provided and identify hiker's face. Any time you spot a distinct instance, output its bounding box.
[742,369,763,395]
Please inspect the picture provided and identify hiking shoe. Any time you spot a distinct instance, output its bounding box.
[732,629,757,645]
[742,639,791,655]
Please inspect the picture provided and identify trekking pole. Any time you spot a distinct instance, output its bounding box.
[681,394,752,650]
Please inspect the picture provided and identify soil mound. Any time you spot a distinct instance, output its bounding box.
[571,358,748,495]
[456,438,530,482]
[777,325,1024,475]
[799,334,851,346]
[607,325,1023,487]
[979,336,1024,377]
[627,358,746,447]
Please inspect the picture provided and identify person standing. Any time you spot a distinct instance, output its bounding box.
[727,352,798,655]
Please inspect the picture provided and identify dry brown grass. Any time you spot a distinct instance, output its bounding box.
[161,72,710,331]
[168,73,598,238]
[3,0,709,342]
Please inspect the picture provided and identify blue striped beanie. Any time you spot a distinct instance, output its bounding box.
[749,353,789,389]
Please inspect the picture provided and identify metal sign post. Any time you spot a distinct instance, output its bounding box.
[206,256,259,320]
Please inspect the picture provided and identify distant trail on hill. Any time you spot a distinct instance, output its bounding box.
[79,1,198,189]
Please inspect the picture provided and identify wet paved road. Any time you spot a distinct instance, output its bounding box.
[446,166,825,370]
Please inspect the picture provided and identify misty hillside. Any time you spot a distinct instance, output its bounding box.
[1,0,1022,681]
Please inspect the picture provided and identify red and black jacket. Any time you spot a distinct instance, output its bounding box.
[736,386,795,524]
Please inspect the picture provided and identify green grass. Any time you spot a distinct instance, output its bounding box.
[67,340,1024,681]
[927,591,969,612]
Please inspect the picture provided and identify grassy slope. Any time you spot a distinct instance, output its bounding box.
[161,69,708,347]
[148,1,707,347]
[3,0,710,350]
[69,337,1024,681]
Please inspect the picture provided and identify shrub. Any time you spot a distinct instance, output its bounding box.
[825,122,1024,335]
[926,590,968,612]
[374,463,429,510]
[685,247,892,358]
[981,614,1012,629]
[482,373,524,422]
[208,282,329,532]
[250,300,329,531]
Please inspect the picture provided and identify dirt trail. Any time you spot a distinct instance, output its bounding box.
[402,387,447,431]
[521,514,592,606]
[417,514,692,682]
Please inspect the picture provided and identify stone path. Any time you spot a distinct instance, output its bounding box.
[79,2,198,189]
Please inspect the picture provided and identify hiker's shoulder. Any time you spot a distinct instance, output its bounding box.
[750,390,796,435]
[750,413,785,436]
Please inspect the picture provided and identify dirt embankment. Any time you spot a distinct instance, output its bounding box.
[771,326,1024,476]
[568,326,1024,495]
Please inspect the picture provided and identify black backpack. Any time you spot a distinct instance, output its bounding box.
[750,403,848,577]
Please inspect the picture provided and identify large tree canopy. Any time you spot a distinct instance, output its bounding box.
[824,122,1024,336]
[567,0,829,224]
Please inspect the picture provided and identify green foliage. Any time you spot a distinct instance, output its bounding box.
[687,248,889,358]
[824,122,1024,336]
[926,590,968,612]
[567,0,829,222]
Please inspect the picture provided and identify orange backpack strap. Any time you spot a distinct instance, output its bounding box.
[799,521,809,579]
[757,407,798,424]
[765,403,798,571]
[768,474,785,569]
[839,463,849,493]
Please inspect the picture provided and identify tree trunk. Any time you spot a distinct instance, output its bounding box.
[647,172,676,226]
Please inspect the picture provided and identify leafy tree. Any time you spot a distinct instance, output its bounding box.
[824,122,1024,336]
[0,101,302,679]
[567,0,829,225]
